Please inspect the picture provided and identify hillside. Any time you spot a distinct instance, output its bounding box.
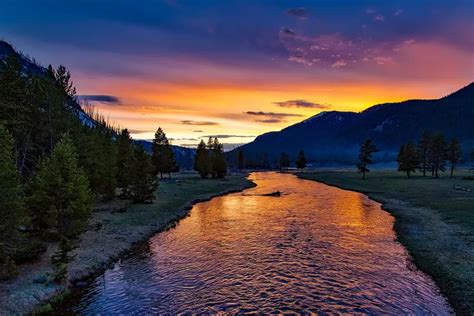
[0,40,194,170]
[229,83,474,166]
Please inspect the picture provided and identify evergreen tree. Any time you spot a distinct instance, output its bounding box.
[295,150,307,170]
[211,137,227,178]
[207,137,215,176]
[130,145,155,203]
[151,127,177,179]
[429,133,448,178]
[0,54,35,177]
[53,65,76,99]
[0,125,24,266]
[397,141,419,178]
[417,131,431,177]
[279,152,290,169]
[116,129,135,195]
[194,140,210,178]
[28,135,92,238]
[447,138,463,178]
[237,150,245,170]
[357,139,378,179]
[76,129,118,200]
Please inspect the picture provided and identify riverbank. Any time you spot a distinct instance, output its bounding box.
[296,170,474,315]
[0,173,255,315]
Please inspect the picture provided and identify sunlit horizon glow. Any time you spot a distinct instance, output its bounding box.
[1,1,473,149]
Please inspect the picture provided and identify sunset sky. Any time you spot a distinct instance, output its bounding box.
[1,1,473,149]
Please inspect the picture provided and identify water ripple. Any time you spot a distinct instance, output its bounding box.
[73,172,452,315]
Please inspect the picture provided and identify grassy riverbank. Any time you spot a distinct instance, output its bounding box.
[297,170,474,315]
[0,173,254,315]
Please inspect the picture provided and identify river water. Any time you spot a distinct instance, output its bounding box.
[72,172,451,314]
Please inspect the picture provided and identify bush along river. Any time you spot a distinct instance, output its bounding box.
[65,172,452,314]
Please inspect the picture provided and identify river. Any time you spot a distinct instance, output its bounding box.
[71,172,451,314]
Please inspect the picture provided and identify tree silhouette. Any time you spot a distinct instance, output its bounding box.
[357,139,378,179]
[397,141,419,178]
[447,138,462,178]
[194,140,210,178]
[295,150,307,170]
[151,127,177,179]
[417,131,431,177]
[429,133,448,178]
[211,137,227,178]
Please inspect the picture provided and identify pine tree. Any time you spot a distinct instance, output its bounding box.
[429,133,448,178]
[397,141,419,178]
[417,131,431,177]
[54,65,76,99]
[295,150,307,170]
[211,137,227,178]
[0,125,24,269]
[116,129,135,195]
[76,129,118,200]
[447,138,463,178]
[152,127,177,179]
[28,135,92,238]
[237,150,245,170]
[130,145,155,203]
[0,54,35,177]
[207,137,215,176]
[357,139,378,179]
[194,140,210,178]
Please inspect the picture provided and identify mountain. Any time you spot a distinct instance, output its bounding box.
[134,140,196,170]
[1,40,98,127]
[228,83,474,166]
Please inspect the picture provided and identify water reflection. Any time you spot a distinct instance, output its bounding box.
[74,172,451,314]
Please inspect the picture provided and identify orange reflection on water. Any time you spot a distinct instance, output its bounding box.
[75,172,451,314]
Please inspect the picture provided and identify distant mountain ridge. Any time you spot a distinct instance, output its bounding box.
[134,140,196,170]
[229,83,474,166]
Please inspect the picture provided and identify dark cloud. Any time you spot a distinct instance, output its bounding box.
[274,100,331,109]
[180,120,219,126]
[287,7,310,19]
[202,134,255,139]
[128,128,151,134]
[78,95,121,104]
[255,119,283,123]
[245,111,303,118]
[193,130,204,132]
[169,137,198,141]
[280,27,297,36]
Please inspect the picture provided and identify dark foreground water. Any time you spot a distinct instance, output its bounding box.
[72,172,451,314]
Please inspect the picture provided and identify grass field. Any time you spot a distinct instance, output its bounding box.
[297,170,474,315]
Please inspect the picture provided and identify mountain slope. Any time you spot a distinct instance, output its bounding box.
[229,83,474,166]
[1,40,195,170]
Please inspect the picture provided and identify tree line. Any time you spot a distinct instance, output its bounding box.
[236,149,307,170]
[0,54,156,280]
[357,131,470,179]
[194,137,227,178]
